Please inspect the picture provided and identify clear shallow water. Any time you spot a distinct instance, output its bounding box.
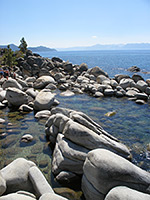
[0,50,150,191]
[38,50,150,79]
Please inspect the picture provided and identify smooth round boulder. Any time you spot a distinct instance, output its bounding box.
[1,158,35,194]
[35,110,51,119]
[105,186,150,200]
[136,80,148,92]
[39,193,68,200]
[34,89,59,111]
[33,76,56,89]
[6,87,29,107]
[82,149,150,200]
[89,66,108,77]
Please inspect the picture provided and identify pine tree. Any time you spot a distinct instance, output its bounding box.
[19,37,27,53]
[3,45,17,68]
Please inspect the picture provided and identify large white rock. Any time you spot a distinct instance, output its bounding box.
[34,89,59,111]
[105,186,150,200]
[26,88,39,99]
[136,80,148,92]
[2,78,22,90]
[6,87,29,107]
[29,166,54,197]
[82,149,150,200]
[33,76,56,89]
[52,134,89,175]
[0,158,35,193]
[63,120,130,158]
[119,78,135,89]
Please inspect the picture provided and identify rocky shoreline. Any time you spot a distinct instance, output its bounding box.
[0,50,150,199]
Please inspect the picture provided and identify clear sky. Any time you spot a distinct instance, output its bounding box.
[0,0,150,48]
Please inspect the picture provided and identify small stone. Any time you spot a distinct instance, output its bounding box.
[21,134,33,142]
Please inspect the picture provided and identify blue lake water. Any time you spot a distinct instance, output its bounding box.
[38,50,150,79]
[0,50,150,190]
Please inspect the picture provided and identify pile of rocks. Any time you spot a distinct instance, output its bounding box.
[0,50,150,109]
[0,158,68,200]
[44,107,150,200]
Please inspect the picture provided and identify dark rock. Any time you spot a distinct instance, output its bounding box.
[52,57,63,63]
[127,66,141,72]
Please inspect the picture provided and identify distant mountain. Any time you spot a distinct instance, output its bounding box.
[58,43,150,51]
[0,44,57,52]
[28,46,57,52]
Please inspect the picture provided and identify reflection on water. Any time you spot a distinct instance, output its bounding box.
[0,92,150,188]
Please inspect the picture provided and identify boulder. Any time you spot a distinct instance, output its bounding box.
[136,93,148,101]
[60,90,75,97]
[33,76,56,89]
[34,89,59,111]
[26,88,39,99]
[0,158,35,194]
[35,110,51,119]
[63,120,130,158]
[78,63,88,72]
[6,87,29,107]
[52,133,89,175]
[2,78,22,90]
[132,74,144,83]
[21,134,34,142]
[28,166,54,198]
[146,79,150,87]
[135,99,146,104]
[114,74,130,83]
[126,89,138,98]
[89,66,108,77]
[127,66,140,72]
[0,171,6,195]
[39,193,68,200]
[119,78,135,89]
[97,75,109,84]
[45,83,57,90]
[25,77,36,83]
[19,104,33,112]
[105,186,150,200]
[0,118,5,124]
[82,149,150,200]
[104,89,114,96]
[110,80,118,88]
[136,80,148,92]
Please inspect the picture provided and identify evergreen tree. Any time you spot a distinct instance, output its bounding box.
[3,45,17,68]
[19,37,27,53]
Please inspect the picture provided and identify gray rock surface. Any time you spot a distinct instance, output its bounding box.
[6,87,29,107]
[28,166,54,197]
[105,186,150,200]
[33,76,56,89]
[82,149,150,200]
[34,89,59,111]
[1,158,35,194]
[2,78,22,90]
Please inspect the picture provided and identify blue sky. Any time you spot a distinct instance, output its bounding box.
[0,0,150,48]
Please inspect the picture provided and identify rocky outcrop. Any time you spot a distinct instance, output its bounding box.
[45,107,131,184]
[82,149,150,200]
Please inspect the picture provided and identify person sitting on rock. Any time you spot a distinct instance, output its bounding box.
[0,67,4,79]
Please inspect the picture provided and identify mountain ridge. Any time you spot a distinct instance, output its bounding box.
[57,43,150,51]
[0,44,57,52]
